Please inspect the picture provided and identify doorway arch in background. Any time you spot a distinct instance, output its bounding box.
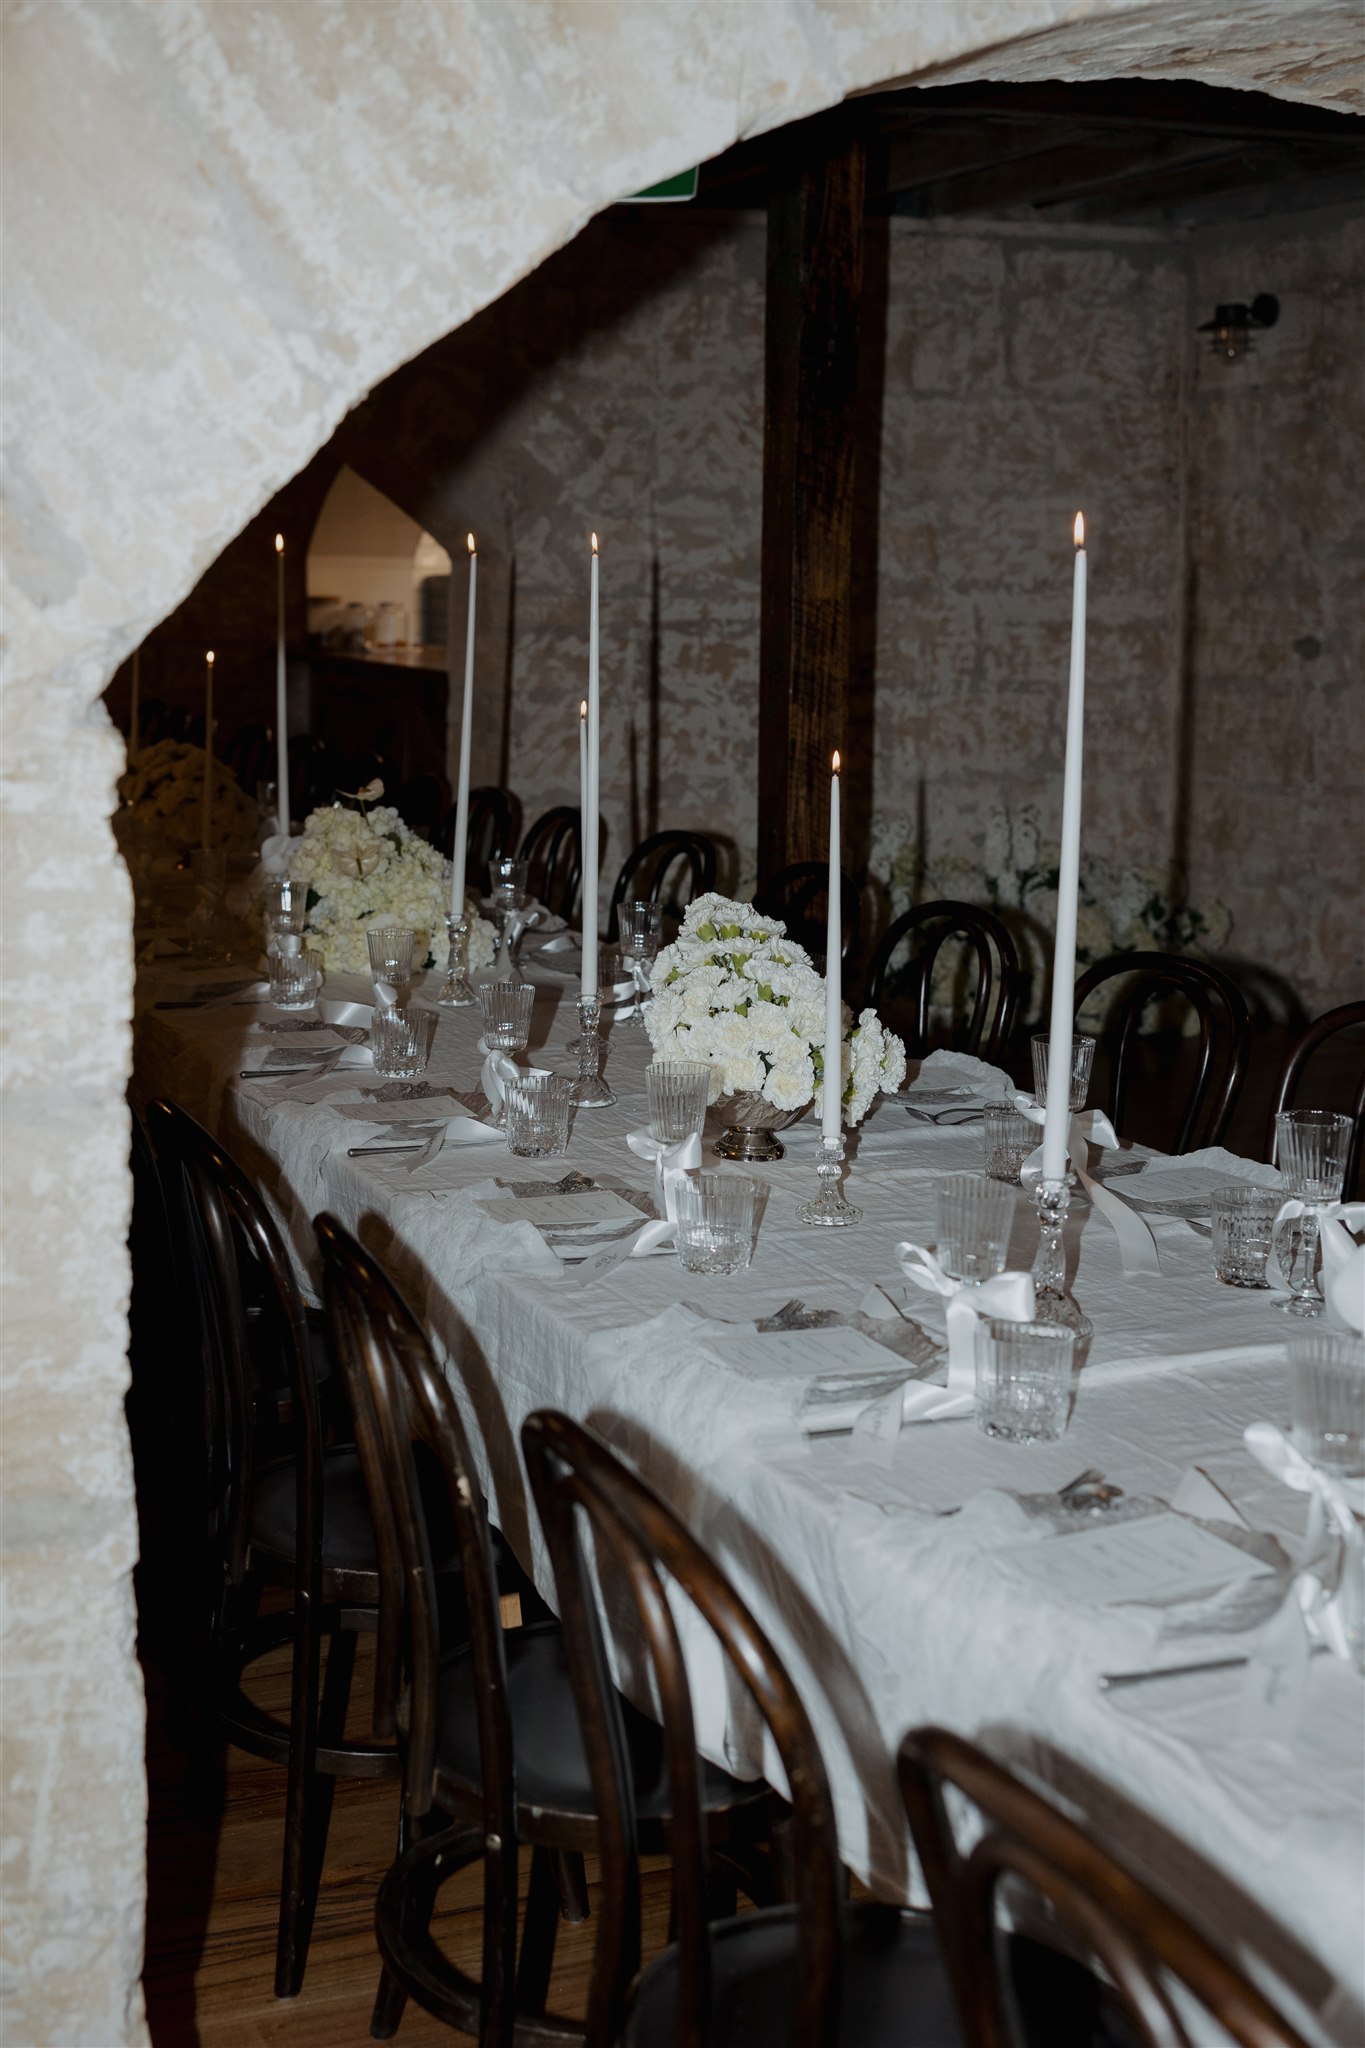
[1,3,1358,2039]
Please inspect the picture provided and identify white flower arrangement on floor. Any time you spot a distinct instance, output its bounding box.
[117,738,262,851]
[645,893,906,1125]
[287,786,496,976]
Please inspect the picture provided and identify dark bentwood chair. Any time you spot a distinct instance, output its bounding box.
[898,1726,1311,2048]
[315,1219,768,2045]
[147,1102,397,2000]
[1071,951,1251,1153]
[522,1410,961,2048]
[1269,1000,1365,1199]
[519,805,589,924]
[753,862,861,966]
[440,786,518,897]
[866,901,1021,1062]
[606,830,717,942]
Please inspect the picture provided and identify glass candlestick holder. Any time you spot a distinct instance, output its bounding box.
[1031,1176,1092,1338]
[797,1133,862,1228]
[569,992,616,1108]
[437,913,476,1007]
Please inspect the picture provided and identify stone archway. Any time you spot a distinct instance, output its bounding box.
[2,5,1358,2040]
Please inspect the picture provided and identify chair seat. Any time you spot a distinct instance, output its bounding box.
[250,1446,379,1574]
[625,1902,961,2048]
[433,1624,763,1822]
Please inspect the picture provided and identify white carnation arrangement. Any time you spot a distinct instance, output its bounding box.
[645,893,906,1126]
[287,786,496,977]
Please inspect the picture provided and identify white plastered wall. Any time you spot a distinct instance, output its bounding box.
[1,3,1358,2040]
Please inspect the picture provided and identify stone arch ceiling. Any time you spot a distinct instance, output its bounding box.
[1,3,1359,2042]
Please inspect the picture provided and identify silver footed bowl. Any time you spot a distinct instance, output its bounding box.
[713,1090,809,1163]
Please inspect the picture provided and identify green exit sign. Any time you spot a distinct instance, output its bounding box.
[628,168,699,203]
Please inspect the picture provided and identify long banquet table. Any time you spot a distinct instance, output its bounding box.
[135,956,1365,2047]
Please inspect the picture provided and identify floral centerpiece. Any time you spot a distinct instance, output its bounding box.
[287,784,496,976]
[645,894,905,1157]
[117,737,262,852]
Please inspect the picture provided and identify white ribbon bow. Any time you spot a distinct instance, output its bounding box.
[894,1242,1037,1397]
[1267,1201,1365,1332]
[260,830,292,877]
[1243,1421,1363,1667]
[625,1128,701,1255]
[477,1035,522,1112]
[1011,1093,1161,1278]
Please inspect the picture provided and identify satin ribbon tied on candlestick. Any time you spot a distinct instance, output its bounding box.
[259,831,292,879]
[1266,1201,1365,1332]
[372,977,399,1016]
[893,1242,1037,1408]
[1243,1421,1364,1669]
[624,1128,701,1255]
[1011,1093,1162,1278]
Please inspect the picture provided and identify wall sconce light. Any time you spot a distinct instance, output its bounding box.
[1197,293,1279,362]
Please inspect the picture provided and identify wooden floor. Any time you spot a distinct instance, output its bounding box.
[141,1632,676,2048]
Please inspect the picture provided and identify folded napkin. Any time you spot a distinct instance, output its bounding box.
[624,1128,701,1255]
[1243,1421,1364,1675]
[893,1244,1037,1415]
[1012,1093,1161,1278]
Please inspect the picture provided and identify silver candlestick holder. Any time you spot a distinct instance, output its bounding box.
[1031,1176,1092,1338]
[797,1133,861,1227]
[437,913,476,1007]
[569,992,616,1108]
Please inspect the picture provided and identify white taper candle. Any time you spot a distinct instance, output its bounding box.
[200,650,215,850]
[822,752,843,1140]
[1041,513,1088,1183]
[129,648,141,770]
[449,534,477,917]
[274,534,290,842]
[582,533,601,998]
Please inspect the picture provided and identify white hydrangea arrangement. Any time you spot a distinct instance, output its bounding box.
[287,788,496,976]
[645,894,906,1125]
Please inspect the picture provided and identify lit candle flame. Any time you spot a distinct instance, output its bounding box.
[1074,512,1085,548]
[590,531,599,555]
[275,532,284,554]
[467,532,476,554]
[206,649,215,666]
[832,749,841,774]
[580,699,588,719]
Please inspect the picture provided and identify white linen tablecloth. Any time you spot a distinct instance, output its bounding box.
[135,964,1365,2045]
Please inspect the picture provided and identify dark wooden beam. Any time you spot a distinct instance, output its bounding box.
[759,131,866,887]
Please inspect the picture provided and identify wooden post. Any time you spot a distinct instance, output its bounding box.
[759,131,866,885]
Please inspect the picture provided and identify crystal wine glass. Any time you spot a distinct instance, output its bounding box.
[1273,1110,1351,1318]
[619,899,663,1026]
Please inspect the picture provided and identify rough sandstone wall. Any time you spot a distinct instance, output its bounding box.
[2,3,1359,2041]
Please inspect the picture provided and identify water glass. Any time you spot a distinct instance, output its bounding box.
[1291,1333,1365,1476]
[675,1173,756,1277]
[478,980,534,1052]
[504,1074,574,1158]
[935,1175,1016,1283]
[1031,1034,1095,1112]
[268,944,323,1012]
[646,1060,712,1143]
[975,1319,1077,1443]
[367,925,415,994]
[620,900,663,1024]
[370,1006,434,1079]
[490,854,529,909]
[263,874,305,940]
[1273,1110,1351,1317]
[981,1103,1035,1185]
[1210,1183,1279,1288]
